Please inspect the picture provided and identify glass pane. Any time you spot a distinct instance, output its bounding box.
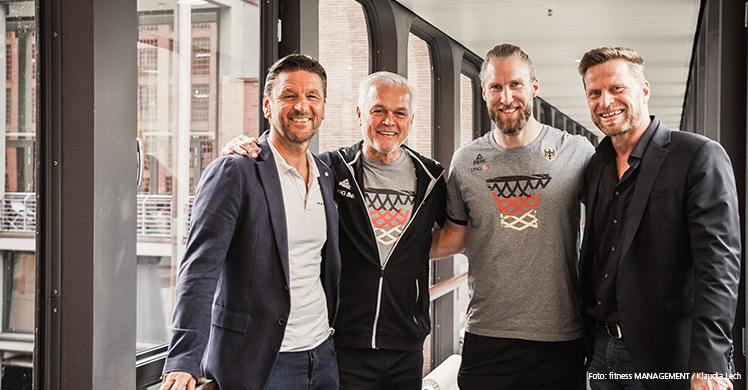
[317,0,369,153]
[459,73,474,147]
[136,0,261,353]
[407,33,432,158]
[0,2,36,388]
[0,2,37,388]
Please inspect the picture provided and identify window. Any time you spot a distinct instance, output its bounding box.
[192,37,210,76]
[190,84,210,123]
[138,39,158,77]
[135,1,261,385]
[0,2,36,386]
[459,73,474,147]
[317,0,369,153]
[138,85,157,123]
[3,251,34,333]
[407,33,433,157]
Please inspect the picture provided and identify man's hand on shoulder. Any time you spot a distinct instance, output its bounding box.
[220,135,260,158]
[160,371,196,390]
[691,372,732,390]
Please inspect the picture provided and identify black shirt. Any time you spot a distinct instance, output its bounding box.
[587,117,658,323]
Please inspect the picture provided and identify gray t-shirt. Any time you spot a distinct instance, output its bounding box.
[363,150,417,266]
[446,125,595,342]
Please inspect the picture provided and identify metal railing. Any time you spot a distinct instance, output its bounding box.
[137,195,173,238]
[0,192,195,238]
[0,192,35,232]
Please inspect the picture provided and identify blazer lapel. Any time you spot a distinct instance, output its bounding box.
[256,133,290,285]
[619,123,670,261]
[580,154,603,273]
[315,158,336,230]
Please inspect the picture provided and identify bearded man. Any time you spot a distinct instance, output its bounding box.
[431,43,594,390]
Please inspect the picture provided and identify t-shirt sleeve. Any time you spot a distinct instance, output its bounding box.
[445,159,468,225]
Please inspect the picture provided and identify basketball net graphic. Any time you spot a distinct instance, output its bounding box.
[366,188,415,245]
[486,174,551,231]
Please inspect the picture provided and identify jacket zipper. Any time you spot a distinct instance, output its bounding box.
[339,149,443,349]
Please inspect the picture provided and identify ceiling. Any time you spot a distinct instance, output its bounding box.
[396,0,701,136]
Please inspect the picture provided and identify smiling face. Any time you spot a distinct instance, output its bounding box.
[481,57,538,136]
[584,59,650,138]
[359,83,413,163]
[263,70,325,146]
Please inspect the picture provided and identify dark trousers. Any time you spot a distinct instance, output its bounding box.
[588,325,647,390]
[458,332,585,390]
[263,336,339,390]
[335,346,423,390]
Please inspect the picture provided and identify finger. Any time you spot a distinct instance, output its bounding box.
[228,142,248,155]
[160,377,175,390]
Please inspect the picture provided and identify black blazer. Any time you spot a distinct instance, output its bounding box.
[579,119,741,390]
[162,133,341,390]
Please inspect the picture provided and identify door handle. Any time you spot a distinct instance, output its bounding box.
[136,137,144,186]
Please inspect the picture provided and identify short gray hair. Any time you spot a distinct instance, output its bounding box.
[358,71,417,116]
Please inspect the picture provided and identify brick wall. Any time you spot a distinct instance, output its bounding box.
[318,0,369,153]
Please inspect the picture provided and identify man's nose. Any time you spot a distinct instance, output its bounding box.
[600,91,614,107]
[293,98,307,111]
[500,89,513,104]
[383,113,395,125]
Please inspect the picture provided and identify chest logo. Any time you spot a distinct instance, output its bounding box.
[473,154,487,165]
[543,148,556,161]
[486,174,551,231]
[366,188,415,245]
[336,179,355,199]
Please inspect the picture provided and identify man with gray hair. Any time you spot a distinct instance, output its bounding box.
[224,71,446,389]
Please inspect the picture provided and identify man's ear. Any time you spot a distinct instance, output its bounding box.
[263,96,272,119]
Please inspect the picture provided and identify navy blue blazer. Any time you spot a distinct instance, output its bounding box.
[162,132,341,390]
[580,118,741,390]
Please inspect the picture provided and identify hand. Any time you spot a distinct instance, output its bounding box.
[691,372,732,390]
[160,371,196,390]
[220,135,260,158]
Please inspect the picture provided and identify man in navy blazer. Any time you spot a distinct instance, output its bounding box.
[160,54,341,390]
[578,47,741,390]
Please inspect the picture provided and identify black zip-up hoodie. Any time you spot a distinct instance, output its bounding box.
[319,141,446,352]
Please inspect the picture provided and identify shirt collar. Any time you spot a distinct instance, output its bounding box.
[596,115,658,165]
[267,138,320,181]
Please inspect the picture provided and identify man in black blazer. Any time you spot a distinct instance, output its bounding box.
[578,46,740,390]
[159,54,341,390]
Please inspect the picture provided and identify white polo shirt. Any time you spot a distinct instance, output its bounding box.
[268,139,331,352]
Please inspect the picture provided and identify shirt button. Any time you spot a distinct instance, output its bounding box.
[604,273,609,279]
[611,247,615,252]
[597,301,602,306]
[279,318,286,326]
[613,219,618,224]
[615,191,620,196]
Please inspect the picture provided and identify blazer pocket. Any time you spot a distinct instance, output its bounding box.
[212,305,250,333]
[665,295,693,319]
[650,187,674,201]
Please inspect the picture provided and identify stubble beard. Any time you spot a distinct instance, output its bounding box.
[594,105,641,138]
